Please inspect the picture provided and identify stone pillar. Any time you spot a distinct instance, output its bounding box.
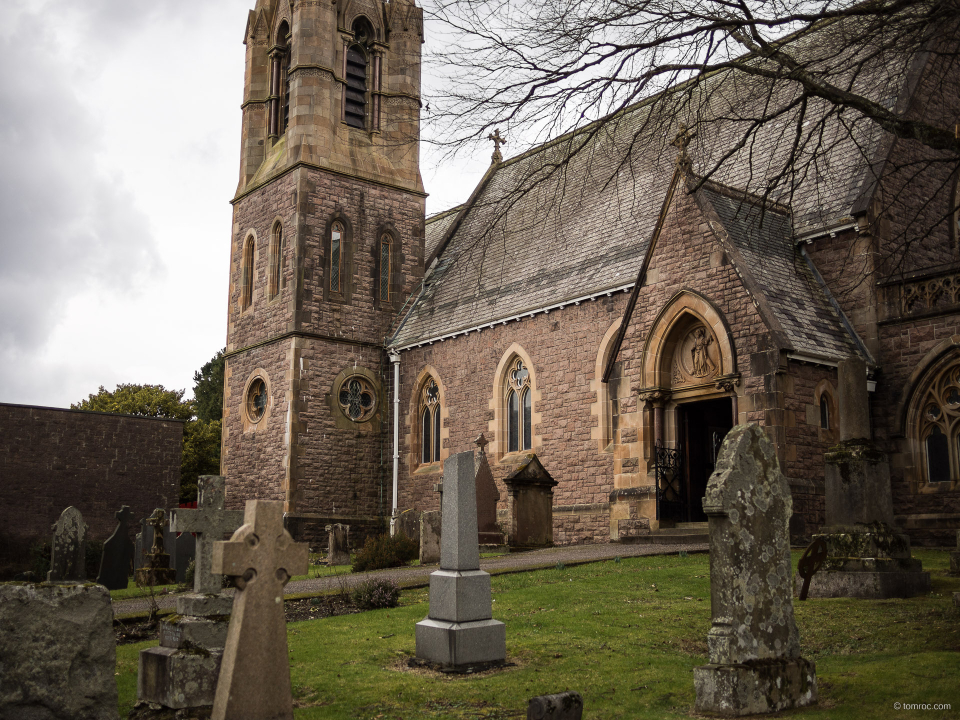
[415,451,506,670]
[803,357,931,599]
[694,425,817,716]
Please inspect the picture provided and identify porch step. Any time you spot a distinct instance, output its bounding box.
[674,522,709,531]
[619,532,709,546]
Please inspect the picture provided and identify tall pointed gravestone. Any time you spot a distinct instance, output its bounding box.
[97,505,134,590]
[138,476,245,712]
[694,425,817,716]
[416,451,506,670]
[211,500,309,720]
[802,357,930,598]
[48,506,87,582]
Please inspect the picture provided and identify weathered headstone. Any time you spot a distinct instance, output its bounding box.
[327,523,351,565]
[211,500,309,720]
[694,424,817,716]
[97,505,134,590]
[475,433,504,546]
[503,454,558,549]
[47,506,88,582]
[801,357,930,599]
[135,508,176,587]
[416,451,506,670]
[0,583,119,720]
[527,692,583,720]
[138,476,244,711]
[396,510,421,547]
[420,510,442,565]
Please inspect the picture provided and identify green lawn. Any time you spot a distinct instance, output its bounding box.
[116,549,960,719]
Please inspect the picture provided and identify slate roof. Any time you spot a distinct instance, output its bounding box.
[391,14,916,353]
[697,183,859,361]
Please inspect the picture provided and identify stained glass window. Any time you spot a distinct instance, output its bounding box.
[269,224,283,299]
[246,378,267,422]
[337,376,376,422]
[914,356,960,485]
[419,378,440,463]
[506,358,532,452]
[241,237,254,310]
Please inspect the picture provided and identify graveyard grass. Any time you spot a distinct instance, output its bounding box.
[115,549,960,719]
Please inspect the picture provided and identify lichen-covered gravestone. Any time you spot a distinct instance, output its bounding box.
[420,510,442,565]
[0,583,119,720]
[416,451,506,670]
[97,505,133,590]
[47,506,88,582]
[138,476,244,711]
[694,424,817,716]
[211,499,309,720]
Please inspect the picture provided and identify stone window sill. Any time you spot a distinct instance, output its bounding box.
[414,463,442,476]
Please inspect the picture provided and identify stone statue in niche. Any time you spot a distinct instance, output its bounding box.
[671,323,720,386]
[690,327,715,377]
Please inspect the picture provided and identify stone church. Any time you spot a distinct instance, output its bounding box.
[222,0,960,547]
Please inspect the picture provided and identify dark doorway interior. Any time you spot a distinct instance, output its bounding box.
[678,397,734,523]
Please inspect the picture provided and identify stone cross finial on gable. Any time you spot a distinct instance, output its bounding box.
[171,476,245,594]
[487,128,506,164]
[475,433,489,452]
[672,124,695,173]
[211,500,308,720]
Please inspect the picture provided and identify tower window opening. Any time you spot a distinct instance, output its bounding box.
[331,222,343,293]
[379,234,391,302]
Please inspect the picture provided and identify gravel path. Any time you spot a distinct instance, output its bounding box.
[113,541,708,617]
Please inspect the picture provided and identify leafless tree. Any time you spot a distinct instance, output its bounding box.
[419,0,960,279]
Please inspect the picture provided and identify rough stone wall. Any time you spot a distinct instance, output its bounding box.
[396,187,787,544]
[223,164,424,539]
[0,404,181,562]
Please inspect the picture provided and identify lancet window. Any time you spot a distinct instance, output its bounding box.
[269,223,284,299]
[916,361,960,484]
[330,222,344,293]
[240,235,255,311]
[420,378,441,464]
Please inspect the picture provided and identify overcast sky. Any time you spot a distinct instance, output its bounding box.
[0,0,485,409]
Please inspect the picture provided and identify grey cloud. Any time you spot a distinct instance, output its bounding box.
[0,9,161,354]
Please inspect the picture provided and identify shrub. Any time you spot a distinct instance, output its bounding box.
[85,540,104,580]
[351,533,418,573]
[352,579,400,610]
[29,541,51,578]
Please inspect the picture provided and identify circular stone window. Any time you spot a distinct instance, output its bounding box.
[246,377,268,423]
[337,376,377,422]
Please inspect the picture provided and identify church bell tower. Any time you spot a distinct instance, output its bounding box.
[222,0,426,542]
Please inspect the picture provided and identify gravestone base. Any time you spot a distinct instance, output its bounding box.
[138,594,233,710]
[136,551,176,587]
[799,570,931,599]
[415,617,506,670]
[802,525,930,599]
[138,647,222,710]
[694,657,817,716]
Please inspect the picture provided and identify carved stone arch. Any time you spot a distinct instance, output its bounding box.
[488,344,542,460]
[406,366,450,473]
[273,9,291,42]
[341,0,384,41]
[895,335,960,437]
[640,290,737,393]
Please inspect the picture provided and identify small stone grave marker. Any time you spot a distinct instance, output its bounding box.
[527,691,583,720]
[135,508,176,587]
[420,510,442,565]
[211,500,309,720]
[326,523,351,565]
[47,506,87,583]
[97,505,134,590]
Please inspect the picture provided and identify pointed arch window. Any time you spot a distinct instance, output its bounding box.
[240,235,255,311]
[330,222,343,293]
[420,378,441,464]
[506,358,532,452]
[269,223,284,300]
[379,233,391,302]
[914,361,960,486]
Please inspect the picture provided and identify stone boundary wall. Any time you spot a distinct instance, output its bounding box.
[0,403,182,570]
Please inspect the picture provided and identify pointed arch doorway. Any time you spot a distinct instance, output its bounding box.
[672,397,734,523]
